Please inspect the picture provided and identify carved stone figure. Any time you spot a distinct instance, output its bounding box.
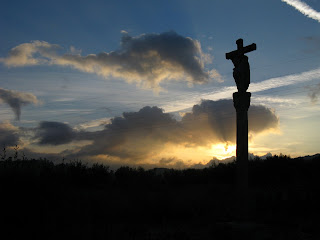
[226,39,256,93]
[231,54,250,93]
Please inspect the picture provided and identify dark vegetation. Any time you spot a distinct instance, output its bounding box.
[0,152,319,239]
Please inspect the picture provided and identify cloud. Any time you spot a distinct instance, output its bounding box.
[0,32,221,90]
[0,41,61,67]
[307,83,320,103]
[282,0,320,23]
[181,99,279,145]
[74,118,111,131]
[0,121,20,147]
[0,88,39,120]
[35,121,77,145]
[37,100,278,164]
[67,106,183,161]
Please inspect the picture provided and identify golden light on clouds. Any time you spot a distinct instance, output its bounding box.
[86,142,236,168]
[207,143,236,160]
[0,98,279,168]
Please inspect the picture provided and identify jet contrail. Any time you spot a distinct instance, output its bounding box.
[282,0,320,23]
[162,67,320,112]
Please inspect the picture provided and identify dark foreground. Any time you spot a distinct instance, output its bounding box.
[0,155,319,239]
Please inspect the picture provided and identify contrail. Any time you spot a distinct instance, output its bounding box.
[162,67,320,112]
[282,0,320,23]
[248,67,320,92]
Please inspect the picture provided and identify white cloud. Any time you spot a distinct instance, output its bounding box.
[282,0,320,23]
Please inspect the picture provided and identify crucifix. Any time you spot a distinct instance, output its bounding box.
[226,38,256,220]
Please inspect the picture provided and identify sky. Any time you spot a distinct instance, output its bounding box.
[0,0,319,169]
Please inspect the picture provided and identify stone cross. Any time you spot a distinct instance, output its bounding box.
[226,39,256,60]
[226,38,256,220]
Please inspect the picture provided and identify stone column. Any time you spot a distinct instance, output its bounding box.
[233,91,251,220]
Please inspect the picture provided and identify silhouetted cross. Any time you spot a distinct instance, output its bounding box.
[225,38,257,220]
[225,39,256,60]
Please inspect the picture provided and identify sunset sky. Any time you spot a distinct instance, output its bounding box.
[0,0,319,169]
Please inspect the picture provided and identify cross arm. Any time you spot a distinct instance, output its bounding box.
[226,43,257,60]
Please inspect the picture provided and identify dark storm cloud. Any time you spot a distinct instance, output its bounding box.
[0,122,20,147]
[68,106,184,161]
[0,88,39,120]
[1,32,221,89]
[35,121,76,145]
[51,100,279,162]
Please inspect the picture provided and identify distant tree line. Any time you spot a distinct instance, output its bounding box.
[1,151,319,187]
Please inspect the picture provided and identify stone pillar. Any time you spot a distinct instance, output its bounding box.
[233,91,251,220]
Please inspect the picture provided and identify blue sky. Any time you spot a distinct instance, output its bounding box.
[0,0,319,168]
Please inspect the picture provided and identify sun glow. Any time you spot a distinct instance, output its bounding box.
[208,143,236,160]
